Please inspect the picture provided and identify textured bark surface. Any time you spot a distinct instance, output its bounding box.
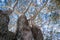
[0,10,16,40]
[0,10,43,40]
[0,10,9,34]
[31,25,43,40]
[16,14,43,40]
[16,15,34,40]
[0,31,16,40]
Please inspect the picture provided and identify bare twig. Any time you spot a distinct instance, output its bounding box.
[22,1,32,14]
[0,0,18,15]
[0,0,32,15]
[0,6,13,10]
[32,0,48,20]
[13,0,18,10]
[14,9,21,15]
[28,0,48,27]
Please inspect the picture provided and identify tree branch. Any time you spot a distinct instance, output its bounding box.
[22,1,32,14]
[12,0,18,10]
[32,0,48,20]
[0,0,18,15]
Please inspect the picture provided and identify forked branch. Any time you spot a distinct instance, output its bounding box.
[13,1,32,15]
[12,0,18,11]
[28,0,48,27]
[22,1,32,14]
[31,0,48,20]
[0,0,18,15]
[14,0,32,15]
